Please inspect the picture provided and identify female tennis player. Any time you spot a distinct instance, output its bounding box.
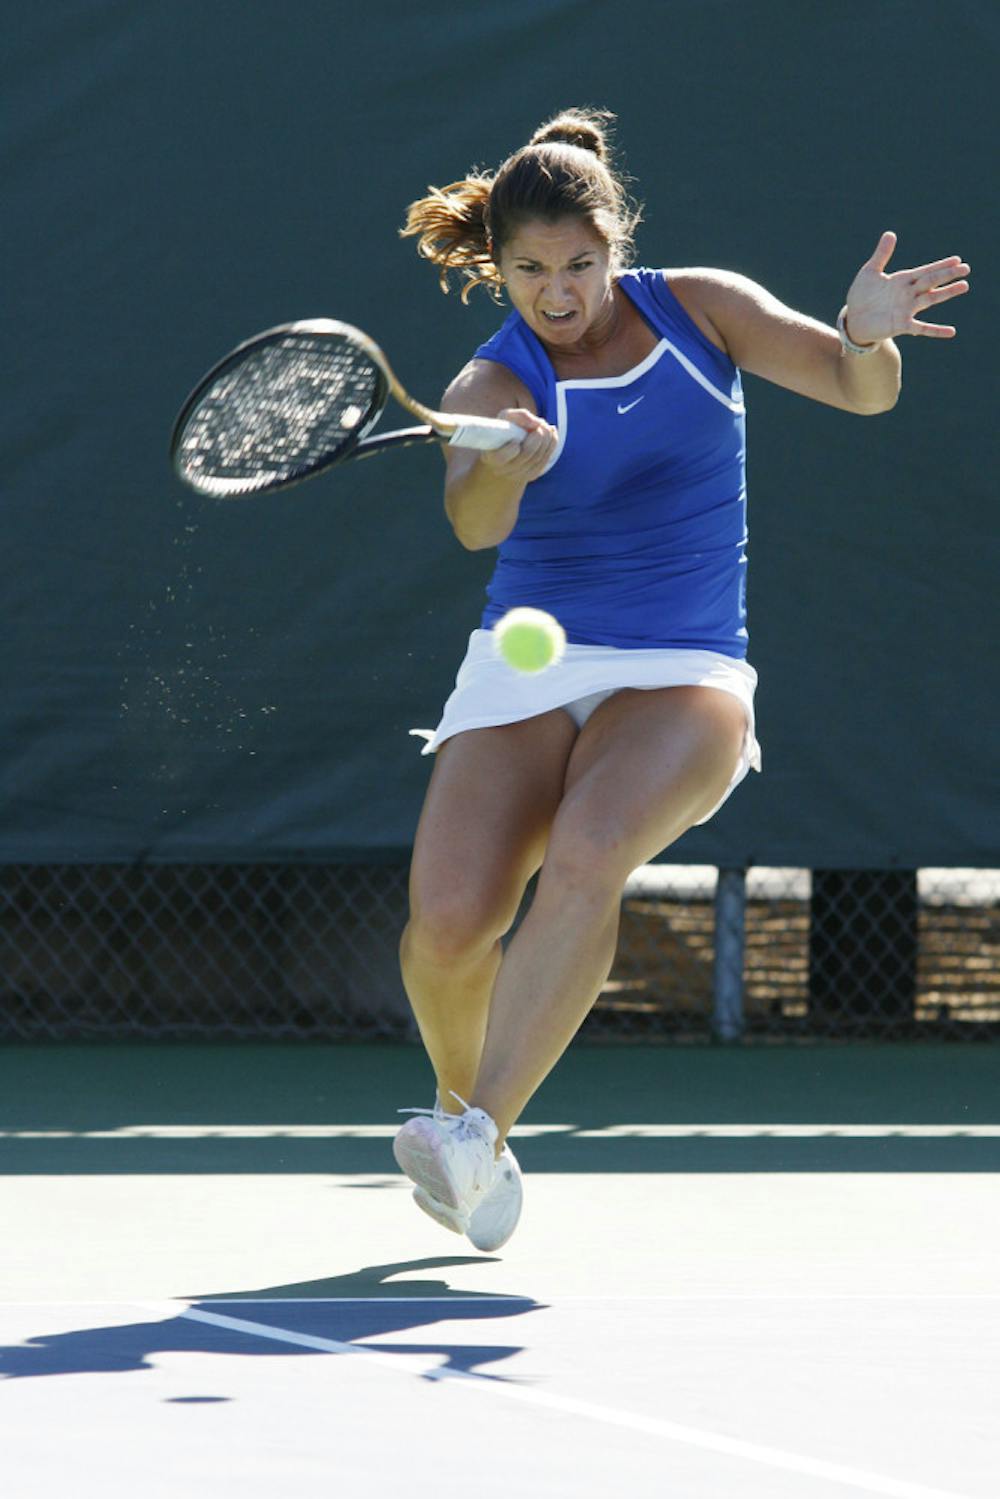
[392,107,970,1249]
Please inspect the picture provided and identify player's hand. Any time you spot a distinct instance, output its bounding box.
[842,232,970,346]
[480,408,559,481]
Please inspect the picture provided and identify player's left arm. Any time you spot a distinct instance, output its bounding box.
[673,232,970,416]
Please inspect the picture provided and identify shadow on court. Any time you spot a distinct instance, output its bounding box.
[0,1258,543,1386]
[186,1254,519,1301]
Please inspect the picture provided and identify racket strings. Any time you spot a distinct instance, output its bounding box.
[175,336,383,494]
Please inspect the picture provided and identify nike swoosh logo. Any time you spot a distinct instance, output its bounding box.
[617,396,645,414]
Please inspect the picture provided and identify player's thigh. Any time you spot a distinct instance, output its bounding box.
[546,686,747,887]
[409,710,578,946]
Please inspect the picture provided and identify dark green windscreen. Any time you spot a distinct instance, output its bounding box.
[3,1,996,866]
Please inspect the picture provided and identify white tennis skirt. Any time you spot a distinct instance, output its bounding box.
[411,630,762,826]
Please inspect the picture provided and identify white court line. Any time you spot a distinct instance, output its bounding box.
[573,1125,1000,1139]
[3,1123,998,1140]
[178,1305,976,1499]
[193,1294,1000,1304]
[5,1293,1000,1308]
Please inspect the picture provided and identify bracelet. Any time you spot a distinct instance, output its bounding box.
[837,305,880,356]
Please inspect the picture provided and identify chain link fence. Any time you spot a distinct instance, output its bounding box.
[604,866,999,1040]
[0,863,997,1042]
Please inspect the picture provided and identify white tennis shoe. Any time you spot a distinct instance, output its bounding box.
[410,1142,524,1251]
[466,1143,523,1251]
[393,1095,498,1219]
[395,1096,524,1250]
[410,1184,469,1236]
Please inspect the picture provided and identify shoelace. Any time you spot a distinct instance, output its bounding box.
[398,1092,491,1146]
[397,1101,444,1122]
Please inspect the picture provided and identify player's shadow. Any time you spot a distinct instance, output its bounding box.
[0,1257,543,1387]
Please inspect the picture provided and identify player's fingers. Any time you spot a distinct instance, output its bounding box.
[924,278,970,304]
[515,426,555,468]
[498,408,556,439]
[478,408,557,473]
[866,229,897,272]
[909,319,957,339]
[904,254,968,283]
[481,439,527,471]
[479,412,532,466]
[507,412,558,454]
[907,265,969,299]
[481,419,555,474]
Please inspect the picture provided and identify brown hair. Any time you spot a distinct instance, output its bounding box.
[401,108,642,303]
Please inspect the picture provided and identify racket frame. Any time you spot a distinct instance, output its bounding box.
[288,319,522,450]
[171,318,523,497]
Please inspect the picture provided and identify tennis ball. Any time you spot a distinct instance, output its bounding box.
[494,607,566,674]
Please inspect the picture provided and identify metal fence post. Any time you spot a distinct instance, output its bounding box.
[713,867,747,1041]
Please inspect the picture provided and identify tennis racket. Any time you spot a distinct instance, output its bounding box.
[170,318,524,497]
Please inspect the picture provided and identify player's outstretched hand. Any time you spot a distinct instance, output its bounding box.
[480,408,559,482]
[842,231,970,347]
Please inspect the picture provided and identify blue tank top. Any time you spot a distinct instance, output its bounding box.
[472,267,749,656]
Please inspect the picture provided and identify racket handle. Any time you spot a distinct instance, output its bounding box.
[445,415,526,451]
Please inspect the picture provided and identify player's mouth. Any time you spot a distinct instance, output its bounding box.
[540,309,576,325]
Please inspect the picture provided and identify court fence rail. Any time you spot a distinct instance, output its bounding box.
[0,864,997,1043]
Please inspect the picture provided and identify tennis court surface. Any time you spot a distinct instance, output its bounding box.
[2,1043,998,1497]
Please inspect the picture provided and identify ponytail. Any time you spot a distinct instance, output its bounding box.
[400,174,504,304]
[402,107,641,303]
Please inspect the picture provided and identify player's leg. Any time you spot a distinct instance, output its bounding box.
[400,709,577,1112]
[470,685,748,1139]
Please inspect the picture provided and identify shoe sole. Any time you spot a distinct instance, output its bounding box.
[411,1151,524,1252]
[412,1186,468,1235]
[467,1153,523,1251]
[393,1117,464,1210]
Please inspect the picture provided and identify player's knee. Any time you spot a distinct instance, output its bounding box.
[405,883,515,966]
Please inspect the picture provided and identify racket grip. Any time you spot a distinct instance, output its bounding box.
[446,416,526,451]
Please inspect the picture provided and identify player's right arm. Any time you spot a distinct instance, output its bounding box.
[440,359,558,550]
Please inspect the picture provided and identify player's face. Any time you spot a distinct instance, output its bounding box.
[498,219,615,346]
